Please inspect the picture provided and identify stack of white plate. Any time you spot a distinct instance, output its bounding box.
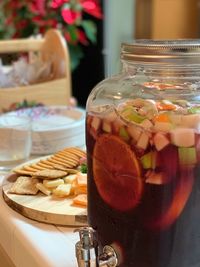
[9,106,85,155]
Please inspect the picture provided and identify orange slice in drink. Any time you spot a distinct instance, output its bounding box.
[93,134,143,211]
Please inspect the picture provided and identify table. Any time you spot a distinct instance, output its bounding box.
[0,173,80,267]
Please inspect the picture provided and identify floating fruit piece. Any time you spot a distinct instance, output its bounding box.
[136,132,149,150]
[119,127,130,141]
[112,117,124,134]
[156,102,176,111]
[188,106,200,114]
[140,119,153,129]
[154,113,170,123]
[102,120,112,133]
[93,134,143,211]
[178,147,197,166]
[141,152,152,169]
[153,132,170,151]
[170,128,195,147]
[145,171,170,185]
[148,167,194,230]
[154,121,173,132]
[169,114,182,126]
[120,106,146,123]
[91,116,101,131]
[140,151,157,169]
[126,124,142,142]
[181,114,200,129]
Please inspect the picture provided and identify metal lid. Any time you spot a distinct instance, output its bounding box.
[121,39,200,64]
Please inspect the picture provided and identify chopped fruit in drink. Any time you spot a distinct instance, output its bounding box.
[169,114,182,126]
[136,132,149,150]
[102,120,112,133]
[119,127,130,141]
[91,116,101,131]
[90,116,102,139]
[181,114,200,129]
[154,113,170,123]
[127,124,142,142]
[178,147,197,166]
[112,117,124,134]
[120,106,146,123]
[170,128,195,147]
[93,134,143,211]
[153,132,170,151]
[140,151,157,170]
[156,102,176,111]
[140,119,153,129]
[105,110,118,122]
[141,152,152,169]
[188,106,200,114]
[154,121,173,132]
[148,167,194,230]
[145,171,170,185]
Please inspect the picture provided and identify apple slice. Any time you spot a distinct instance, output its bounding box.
[140,151,157,169]
[148,167,194,230]
[153,132,170,151]
[178,147,197,166]
[102,120,112,133]
[170,128,195,147]
[145,171,170,185]
[136,132,149,150]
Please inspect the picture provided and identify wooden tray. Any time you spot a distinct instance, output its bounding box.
[2,173,87,226]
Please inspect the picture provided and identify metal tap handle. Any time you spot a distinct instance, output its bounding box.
[99,246,118,267]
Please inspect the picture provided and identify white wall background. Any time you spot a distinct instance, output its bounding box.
[103,0,136,77]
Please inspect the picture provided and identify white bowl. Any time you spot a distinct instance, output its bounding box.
[9,106,85,154]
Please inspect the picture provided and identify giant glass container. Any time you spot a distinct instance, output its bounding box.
[86,40,200,267]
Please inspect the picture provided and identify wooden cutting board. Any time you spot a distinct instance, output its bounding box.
[2,173,87,226]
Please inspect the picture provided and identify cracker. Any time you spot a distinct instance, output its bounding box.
[39,160,57,168]
[33,169,67,179]
[9,176,39,195]
[37,162,54,169]
[51,155,78,166]
[23,165,39,172]
[66,147,86,157]
[47,158,74,168]
[30,164,45,170]
[53,164,78,174]
[55,151,79,161]
[13,169,35,176]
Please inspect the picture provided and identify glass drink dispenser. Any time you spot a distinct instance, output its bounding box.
[77,40,200,267]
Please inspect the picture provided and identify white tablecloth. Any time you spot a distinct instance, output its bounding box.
[0,174,79,267]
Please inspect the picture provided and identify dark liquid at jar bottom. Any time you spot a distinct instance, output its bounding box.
[87,142,200,267]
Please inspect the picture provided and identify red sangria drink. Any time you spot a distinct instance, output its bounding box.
[86,96,200,267]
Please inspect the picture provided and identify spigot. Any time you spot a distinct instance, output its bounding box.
[75,227,118,267]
